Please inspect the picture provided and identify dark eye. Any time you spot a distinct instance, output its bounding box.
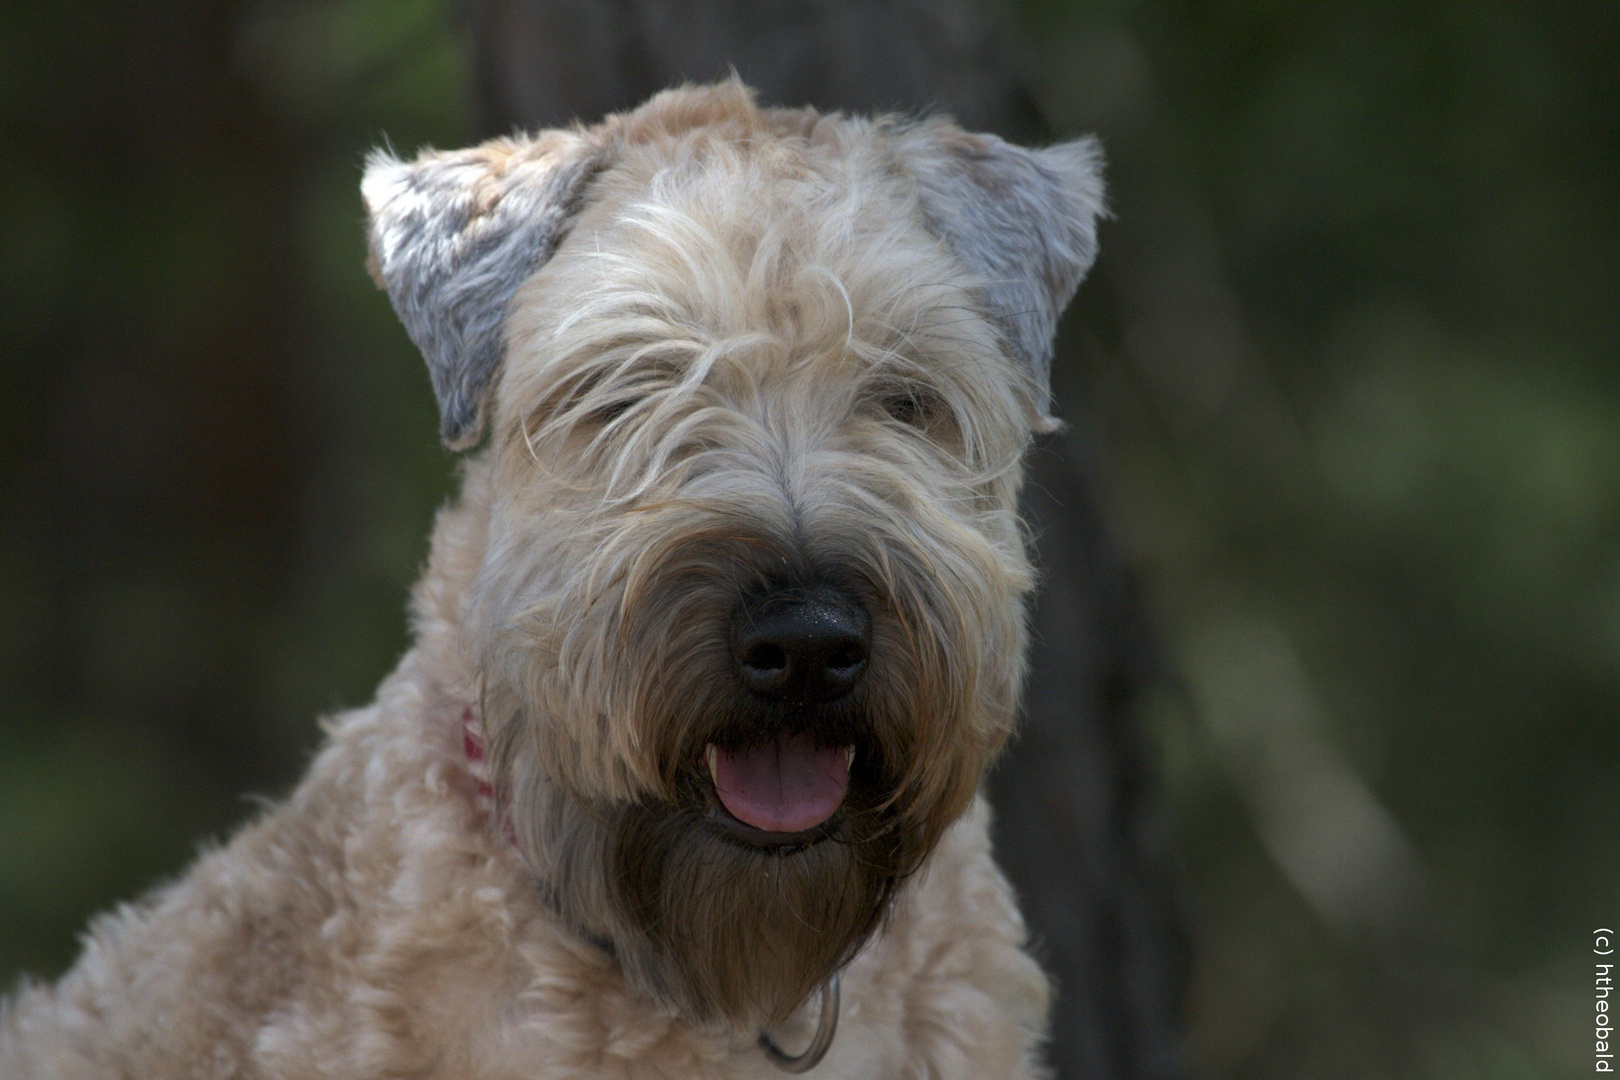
[879,388,939,430]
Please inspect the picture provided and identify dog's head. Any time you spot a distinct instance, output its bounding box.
[364,82,1103,1028]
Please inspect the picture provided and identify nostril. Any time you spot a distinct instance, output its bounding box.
[825,641,866,673]
[743,642,787,673]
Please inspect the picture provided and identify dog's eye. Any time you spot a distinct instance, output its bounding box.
[879,389,941,430]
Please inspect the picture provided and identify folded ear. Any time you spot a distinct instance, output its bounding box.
[894,123,1106,423]
[362,132,605,449]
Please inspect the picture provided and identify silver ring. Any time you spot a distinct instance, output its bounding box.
[758,973,840,1073]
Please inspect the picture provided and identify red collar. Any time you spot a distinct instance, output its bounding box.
[460,706,496,801]
[460,706,520,849]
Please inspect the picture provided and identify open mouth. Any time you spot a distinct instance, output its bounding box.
[703,733,855,845]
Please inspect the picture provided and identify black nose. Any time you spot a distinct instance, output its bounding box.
[731,587,871,703]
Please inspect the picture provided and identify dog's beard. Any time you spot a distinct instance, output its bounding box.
[495,670,939,1028]
[503,760,925,1029]
[608,796,916,1025]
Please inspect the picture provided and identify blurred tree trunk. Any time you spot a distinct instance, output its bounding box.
[456,3,1185,1076]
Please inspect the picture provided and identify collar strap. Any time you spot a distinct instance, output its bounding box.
[759,974,840,1073]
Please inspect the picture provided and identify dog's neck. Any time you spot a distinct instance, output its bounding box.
[405,465,613,939]
[459,701,626,957]
[400,470,685,1008]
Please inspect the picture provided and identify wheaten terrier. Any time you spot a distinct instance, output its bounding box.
[0,81,1104,1078]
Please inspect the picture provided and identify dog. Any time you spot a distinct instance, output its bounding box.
[0,80,1104,1078]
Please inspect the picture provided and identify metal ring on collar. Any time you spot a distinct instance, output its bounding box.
[758,973,840,1073]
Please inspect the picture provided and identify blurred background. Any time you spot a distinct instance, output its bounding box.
[0,1,1614,1077]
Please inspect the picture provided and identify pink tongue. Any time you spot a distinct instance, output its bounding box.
[711,734,850,833]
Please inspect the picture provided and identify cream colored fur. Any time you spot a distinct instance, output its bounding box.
[0,82,1106,1078]
[0,477,1045,1077]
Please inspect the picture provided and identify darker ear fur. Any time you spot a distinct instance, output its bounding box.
[362,132,605,449]
[893,123,1106,422]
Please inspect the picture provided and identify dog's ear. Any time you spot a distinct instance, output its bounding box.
[362,132,605,449]
[895,124,1106,422]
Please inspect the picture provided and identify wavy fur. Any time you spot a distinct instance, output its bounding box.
[1,81,1104,1078]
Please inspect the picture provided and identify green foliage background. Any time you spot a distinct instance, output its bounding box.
[0,2,1613,1077]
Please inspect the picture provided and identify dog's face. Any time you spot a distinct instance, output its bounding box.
[363,83,1103,1028]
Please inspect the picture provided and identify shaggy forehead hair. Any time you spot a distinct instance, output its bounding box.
[502,112,1041,485]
